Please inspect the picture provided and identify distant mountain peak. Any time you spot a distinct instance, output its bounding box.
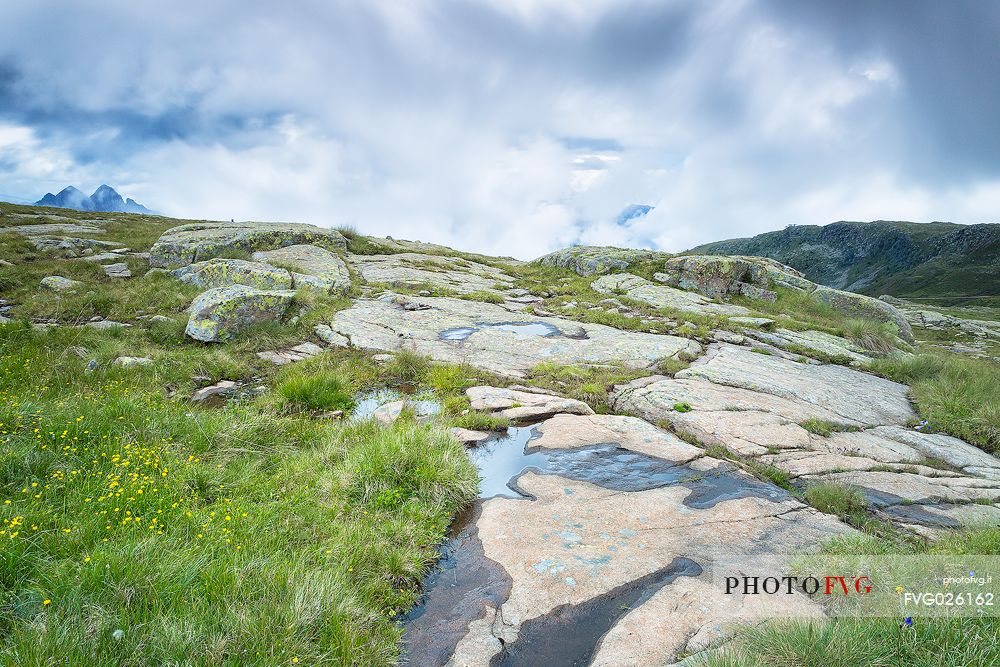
[34,185,154,214]
[616,203,654,225]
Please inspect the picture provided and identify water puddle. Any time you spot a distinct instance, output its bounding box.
[400,503,513,666]
[351,388,441,421]
[439,321,563,342]
[469,427,790,508]
[490,557,702,667]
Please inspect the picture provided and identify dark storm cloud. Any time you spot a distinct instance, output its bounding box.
[761,0,1000,180]
[0,1,998,257]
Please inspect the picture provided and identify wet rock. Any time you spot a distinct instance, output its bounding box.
[102,262,132,279]
[190,380,238,404]
[172,258,293,290]
[327,294,700,378]
[812,286,914,343]
[372,399,440,424]
[185,285,295,342]
[256,342,324,365]
[534,245,670,276]
[450,427,492,446]
[349,252,514,295]
[532,413,702,463]
[149,221,346,268]
[40,275,83,291]
[591,273,750,317]
[467,386,594,421]
[252,244,351,293]
[112,356,153,367]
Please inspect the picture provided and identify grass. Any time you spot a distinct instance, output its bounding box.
[841,318,900,355]
[698,526,1000,667]
[526,362,649,413]
[799,418,853,437]
[275,368,354,414]
[0,248,480,665]
[872,352,1000,453]
[803,482,867,517]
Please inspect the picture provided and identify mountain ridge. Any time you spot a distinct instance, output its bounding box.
[687,220,1000,304]
[34,184,154,214]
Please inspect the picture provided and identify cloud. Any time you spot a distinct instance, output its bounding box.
[0,0,998,258]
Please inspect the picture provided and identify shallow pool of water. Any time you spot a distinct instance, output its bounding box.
[438,321,563,342]
[351,388,441,421]
[468,427,790,507]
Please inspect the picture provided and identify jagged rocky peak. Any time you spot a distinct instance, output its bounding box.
[34,184,153,214]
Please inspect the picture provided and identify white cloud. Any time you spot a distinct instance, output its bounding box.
[0,1,996,258]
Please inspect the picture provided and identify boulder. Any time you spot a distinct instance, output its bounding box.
[149,221,347,268]
[40,275,83,291]
[102,262,132,279]
[591,273,750,317]
[185,285,296,342]
[190,380,238,403]
[534,246,671,276]
[466,386,594,421]
[256,342,324,365]
[172,258,293,290]
[812,286,915,343]
[656,255,812,300]
[450,427,492,446]
[251,244,351,293]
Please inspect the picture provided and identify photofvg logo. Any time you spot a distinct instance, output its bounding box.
[724,574,872,597]
[712,555,1000,620]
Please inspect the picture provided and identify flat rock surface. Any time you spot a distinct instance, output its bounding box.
[403,413,851,666]
[327,294,701,377]
[591,273,750,317]
[675,344,913,425]
[467,386,594,421]
[252,244,351,293]
[349,252,514,295]
[149,221,346,268]
[612,343,1000,529]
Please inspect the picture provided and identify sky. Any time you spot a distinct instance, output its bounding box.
[1,0,999,259]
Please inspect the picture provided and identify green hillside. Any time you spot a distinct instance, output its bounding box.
[689,220,1000,306]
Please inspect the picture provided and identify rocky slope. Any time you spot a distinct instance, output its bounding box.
[688,220,1000,304]
[2,203,999,666]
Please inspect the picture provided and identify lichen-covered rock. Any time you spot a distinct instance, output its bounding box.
[251,244,350,293]
[327,293,700,378]
[40,275,83,291]
[656,255,812,300]
[813,286,915,343]
[150,222,347,268]
[349,252,514,295]
[184,285,295,342]
[172,258,293,290]
[534,246,671,276]
[591,273,750,317]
